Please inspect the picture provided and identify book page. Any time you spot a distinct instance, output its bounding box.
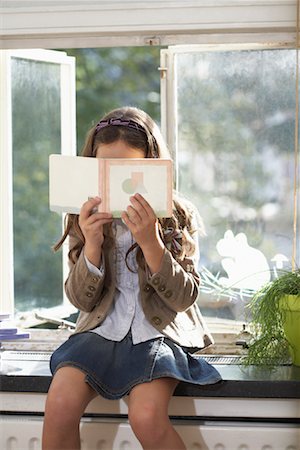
[49,155,98,214]
[103,159,173,217]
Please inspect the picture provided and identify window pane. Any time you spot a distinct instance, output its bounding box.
[176,49,297,321]
[12,58,63,311]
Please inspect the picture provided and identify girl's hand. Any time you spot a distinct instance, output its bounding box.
[121,193,165,273]
[79,197,113,267]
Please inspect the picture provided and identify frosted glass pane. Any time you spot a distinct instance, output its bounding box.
[176,49,298,321]
[12,57,62,311]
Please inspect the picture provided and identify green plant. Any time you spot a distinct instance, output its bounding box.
[242,268,300,366]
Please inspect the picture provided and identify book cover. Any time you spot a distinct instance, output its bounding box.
[49,155,173,217]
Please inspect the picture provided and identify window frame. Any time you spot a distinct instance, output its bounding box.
[0,48,76,316]
[0,1,297,49]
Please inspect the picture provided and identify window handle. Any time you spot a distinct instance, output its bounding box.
[34,312,76,330]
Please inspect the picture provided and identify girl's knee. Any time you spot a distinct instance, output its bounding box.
[44,367,95,427]
[46,383,77,411]
[128,399,169,443]
[45,386,81,428]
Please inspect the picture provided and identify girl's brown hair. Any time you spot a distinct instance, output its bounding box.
[53,106,201,266]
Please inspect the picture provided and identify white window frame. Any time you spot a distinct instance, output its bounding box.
[0,49,76,316]
[0,1,297,49]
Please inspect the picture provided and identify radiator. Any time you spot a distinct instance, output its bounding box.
[1,415,299,450]
[1,352,299,449]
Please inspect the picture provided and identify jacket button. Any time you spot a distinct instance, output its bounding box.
[88,285,96,291]
[152,277,160,285]
[164,290,172,298]
[85,292,93,298]
[91,277,98,283]
[144,284,151,292]
[152,316,162,326]
[158,285,166,292]
[186,264,194,272]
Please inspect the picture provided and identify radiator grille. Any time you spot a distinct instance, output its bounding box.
[1,351,242,365]
[1,416,299,450]
[201,355,242,365]
[1,351,52,361]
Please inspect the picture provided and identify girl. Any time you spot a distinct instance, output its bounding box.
[42,106,221,450]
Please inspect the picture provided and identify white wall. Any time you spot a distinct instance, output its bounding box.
[0,0,297,49]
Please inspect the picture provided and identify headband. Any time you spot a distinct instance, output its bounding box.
[92,116,158,156]
[94,117,148,135]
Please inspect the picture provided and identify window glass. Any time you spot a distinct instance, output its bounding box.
[175,49,298,322]
[12,58,63,311]
[10,47,161,314]
[63,47,161,152]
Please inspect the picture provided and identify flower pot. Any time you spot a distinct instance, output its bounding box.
[279,295,300,366]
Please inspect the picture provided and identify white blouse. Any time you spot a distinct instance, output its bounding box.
[86,219,164,344]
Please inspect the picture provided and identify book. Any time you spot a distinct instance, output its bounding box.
[0,316,30,341]
[49,155,173,217]
[0,332,30,341]
[0,314,11,321]
[0,328,18,335]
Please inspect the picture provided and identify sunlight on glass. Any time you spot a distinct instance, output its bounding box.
[176,49,297,321]
[12,58,63,311]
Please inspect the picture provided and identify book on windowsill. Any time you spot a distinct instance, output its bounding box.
[49,155,173,217]
[0,315,30,341]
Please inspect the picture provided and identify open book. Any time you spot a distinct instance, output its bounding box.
[49,155,173,217]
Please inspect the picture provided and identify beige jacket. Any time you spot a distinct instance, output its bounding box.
[65,227,213,349]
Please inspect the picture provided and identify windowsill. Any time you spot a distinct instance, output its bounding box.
[0,328,73,353]
[1,323,299,400]
[1,328,247,356]
[14,304,77,329]
[5,314,248,352]
[1,350,299,400]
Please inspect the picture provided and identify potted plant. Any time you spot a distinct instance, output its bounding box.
[243,268,300,366]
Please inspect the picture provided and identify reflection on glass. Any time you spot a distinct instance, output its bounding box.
[176,49,298,321]
[12,58,62,311]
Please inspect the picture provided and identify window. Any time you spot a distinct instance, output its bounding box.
[161,44,299,323]
[1,2,298,338]
[0,47,161,317]
[1,42,299,336]
[0,49,76,315]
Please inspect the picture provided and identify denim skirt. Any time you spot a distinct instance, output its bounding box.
[50,331,222,400]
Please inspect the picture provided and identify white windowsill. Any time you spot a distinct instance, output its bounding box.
[1,316,248,355]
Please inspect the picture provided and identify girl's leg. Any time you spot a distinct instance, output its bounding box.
[42,366,98,450]
[128,377,186,450]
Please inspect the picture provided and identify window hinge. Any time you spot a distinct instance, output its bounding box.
[158,67,168,79]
